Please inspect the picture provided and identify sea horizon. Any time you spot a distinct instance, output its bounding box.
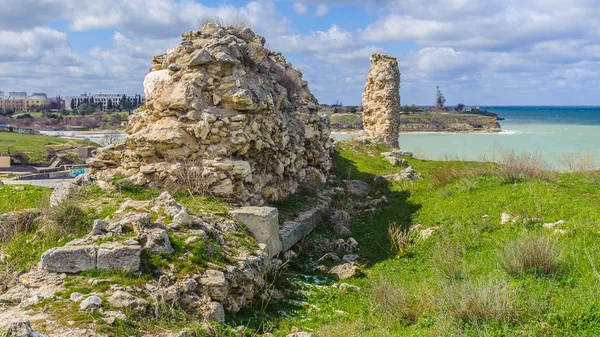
[333,105,600,170]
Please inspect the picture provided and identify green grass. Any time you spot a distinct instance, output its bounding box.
[0,185,51,213]
[6,140,600,336]
[221,141,600,336]
[0,132,93,164]
[330,113,362,128]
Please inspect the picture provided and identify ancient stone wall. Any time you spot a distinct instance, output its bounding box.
[90,24,331,205]
[361,53,401,148]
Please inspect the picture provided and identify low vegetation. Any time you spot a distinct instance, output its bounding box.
[3,141,600,336]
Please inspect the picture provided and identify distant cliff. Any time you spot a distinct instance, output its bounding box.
[399,113,501,133]
[329,112,501,133]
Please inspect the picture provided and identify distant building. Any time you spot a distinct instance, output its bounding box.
[64,93,145,112]
[25,93,52,111]
[0,91,52,112]
[463,106,480,112]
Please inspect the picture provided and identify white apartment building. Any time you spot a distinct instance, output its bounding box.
[65,93,145,111]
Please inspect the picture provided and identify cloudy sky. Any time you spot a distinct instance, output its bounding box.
[1,0,599,106]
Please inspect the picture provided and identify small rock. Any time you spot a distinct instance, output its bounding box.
[140,165,156,174]
[205,301,225,322]
[142,228,174,254]
[184,236,200,245]
[342,254,359,263]
[286,332,312,337]
[329,263,359,280]
[79,296,102,311]
[70,292,84,302]
[501,213,514,224]
[107,290,149,312]
[543,220,567,229]
[283,250,298,261]
[336,283,361,291]
[420,226,440,239]
[342,180,370,197]
[321,252,340,262]
[198,270,228,301]
[4,320,45,337]
[347,237,359,247]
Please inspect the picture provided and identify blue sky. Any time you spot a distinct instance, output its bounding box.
[0,0,599,106]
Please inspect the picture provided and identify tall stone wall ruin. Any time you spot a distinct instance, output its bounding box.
[90,24,332,205]
[361,53,401,148]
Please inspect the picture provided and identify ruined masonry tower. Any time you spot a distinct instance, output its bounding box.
[361,53,401,148]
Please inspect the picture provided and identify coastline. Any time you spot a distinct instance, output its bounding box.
[331,128,503,135]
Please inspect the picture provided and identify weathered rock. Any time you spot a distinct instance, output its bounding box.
[91,25,331,205]
[342,254,359,263]
[329,263,359,280]
[107,291,148,312]
[50,182,79,207]
[343,180,370,197]
[39,246,96,273]
[198,270,228,301]
[362,53,401,148]
[70,292,84,302]
[96,242,142,272]
[141,228,174,254]
[230,207,282,257]
[382,166,422,181]
[3,320,45,337]
[330,210,351,235]
[286,332,312,337]
[79,296,102,311]
[205,301,225,322]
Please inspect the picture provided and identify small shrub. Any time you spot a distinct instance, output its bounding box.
[53,204,88,235]
[0,210,38,243]
[561,153,597,172]
[433,242,467,282]
[371,277,423,324]
[496,151,549,183]
[440,280,518,326]
[388,225,419,257]
[500,236,562,277]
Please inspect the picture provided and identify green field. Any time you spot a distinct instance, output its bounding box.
[3,141,600,336]
[225,142,600,336]
[0,185,50,213]
[0,132,93,164]
[329,113,363,129]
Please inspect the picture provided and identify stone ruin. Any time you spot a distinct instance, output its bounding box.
[90,24,332,205]
[361,53,401,148]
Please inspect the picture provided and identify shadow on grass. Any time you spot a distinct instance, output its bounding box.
[332,152,422,266]
[220,146,422,335]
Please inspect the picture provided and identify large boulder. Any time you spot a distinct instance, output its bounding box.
[91,24,332,205]
[39,246,96,274]
[230,207,282,257]
[96,242,142,272]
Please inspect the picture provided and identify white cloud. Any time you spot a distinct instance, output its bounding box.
[315,4,329,16]
[293,2,308,15]
[272,25,358,53]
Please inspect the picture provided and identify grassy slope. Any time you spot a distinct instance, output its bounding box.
[0,132,93,163]
[4,143,600,336]
[0,185,51,213]
[229,142,600,336]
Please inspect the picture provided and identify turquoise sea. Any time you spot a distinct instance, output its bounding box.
[333,106,600,170]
